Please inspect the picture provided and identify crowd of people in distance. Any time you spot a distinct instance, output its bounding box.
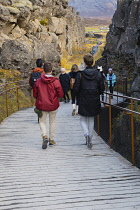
[29,54,116,150]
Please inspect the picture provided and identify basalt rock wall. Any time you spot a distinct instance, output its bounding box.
[97,0,140,72]
[96,0,140,97]
[0,0,85,74]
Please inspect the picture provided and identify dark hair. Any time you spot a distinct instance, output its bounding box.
[71,64,79,72]
[43,62,52,73]
[83,54,94,66]
[36,59,43,67]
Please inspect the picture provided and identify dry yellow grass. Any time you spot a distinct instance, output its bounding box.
[61,26,107,72]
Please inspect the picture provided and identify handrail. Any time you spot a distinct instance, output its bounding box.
[0,84,29,95]
[0,80,25,88]
[0,83,30,119]
[97,92,140,166]
[104,91,140,102]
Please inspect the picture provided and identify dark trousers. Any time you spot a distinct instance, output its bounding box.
[71,90,78,105]
[109,85,113,94]
[64,92,70,102]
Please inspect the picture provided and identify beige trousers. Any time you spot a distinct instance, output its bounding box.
[39,110,57,140]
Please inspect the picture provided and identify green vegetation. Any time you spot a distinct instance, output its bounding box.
[40,19,48,26]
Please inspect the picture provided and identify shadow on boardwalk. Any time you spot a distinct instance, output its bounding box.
[0,102,140,210]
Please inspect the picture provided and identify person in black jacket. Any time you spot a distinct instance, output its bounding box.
[73,54,105,149]
[59,68,70,103]
[69,64,79,115]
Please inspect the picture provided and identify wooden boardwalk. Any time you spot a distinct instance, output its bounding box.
[0,102,140,210]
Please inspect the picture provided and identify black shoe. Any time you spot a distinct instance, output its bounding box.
[42,136,48,149]
[67,99,70,103]
[85,135,88,145]
[86,135,93,149]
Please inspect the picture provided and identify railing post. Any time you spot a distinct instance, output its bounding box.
[6,91,8,117]
[125,77,127,96]
[116,80,119,104]
[130,99,135,165]
[17,87,20,111]
[97,115,100,136]
[109,95,112,148]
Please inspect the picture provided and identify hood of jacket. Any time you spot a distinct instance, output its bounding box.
[82,67,99,80]
[41,74,58,84]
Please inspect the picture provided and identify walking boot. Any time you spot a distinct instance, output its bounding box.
[49,140,56,146]
[42,135,48,149]
[72,109,76,116]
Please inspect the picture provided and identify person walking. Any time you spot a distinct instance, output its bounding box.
[59,68,70,103]
[106,68,116,98]
[29,58,44,88]
[69,64,79,116]
[33,62,64,149]
[97,66,105,101]
[73,54,105,149]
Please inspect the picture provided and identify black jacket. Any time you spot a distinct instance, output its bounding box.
[73,67,105,116]
[59,73,70,94]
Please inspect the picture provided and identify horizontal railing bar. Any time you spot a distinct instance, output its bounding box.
[0,84,29,95]
[102,101,140,116]
[0,80,25,88]
[104,91,140,102]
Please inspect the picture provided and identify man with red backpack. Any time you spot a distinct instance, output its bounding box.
[33,62,64,149]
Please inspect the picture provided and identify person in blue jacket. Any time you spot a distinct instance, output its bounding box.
[106,68,116,98]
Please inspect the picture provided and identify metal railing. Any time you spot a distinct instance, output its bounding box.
[0,81,31,121]
[96,92,140,166]
[105,76,129,97]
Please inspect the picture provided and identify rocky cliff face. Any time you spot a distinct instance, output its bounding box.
[96,0,140,97]
[69,0,117,17]
[0,0,85,74]
[97,0,140,72]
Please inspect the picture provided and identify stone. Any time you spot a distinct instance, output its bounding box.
[48,17,66,35]
[0,40,33,72]
[11,25,26,38]
[25,19,41,34]
[35,32,52,43]
[6,6,20,15]
[2,23,16,35]
[0,33,10,48]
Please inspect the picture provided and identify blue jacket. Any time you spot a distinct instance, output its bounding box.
[106,73,116,87]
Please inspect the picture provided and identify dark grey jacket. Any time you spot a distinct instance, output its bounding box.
[73,67,105,116]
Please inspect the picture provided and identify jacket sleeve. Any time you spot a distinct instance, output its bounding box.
[33,82,38,98]
[73,72,81,94]
[54,79,64,98]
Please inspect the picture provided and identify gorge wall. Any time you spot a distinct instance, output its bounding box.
[96,0,140,97]
[97,0,140,73]
[0,0,85,74]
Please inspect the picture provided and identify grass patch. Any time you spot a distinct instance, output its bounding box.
[0,69,32,123]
